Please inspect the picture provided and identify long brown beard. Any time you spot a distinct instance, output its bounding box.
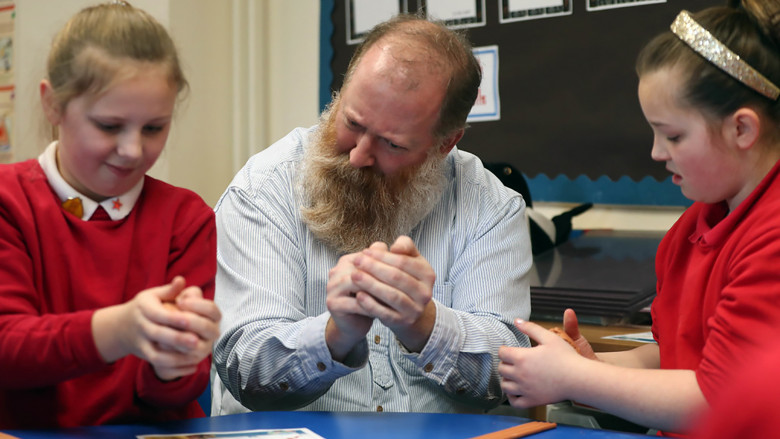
[298,102,447,254]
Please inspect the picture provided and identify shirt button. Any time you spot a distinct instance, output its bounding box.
[424,363,433,373]
[279,382,289,391]
[317,362,327,371]
[376,405,384,412]
[374,335,381,344]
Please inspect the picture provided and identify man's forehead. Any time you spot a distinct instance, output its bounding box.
[351,40,446,90]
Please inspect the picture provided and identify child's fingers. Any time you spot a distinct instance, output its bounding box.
[175,285,204,302]
[513,318,556,346]
[563,308,582,340]
[153,364,199,381]
[497,345,518,365]
[178,311,221,342]
[142,343,203,380]
[149,276,187,302]
[176,292,222,323]
[141,318,199,354]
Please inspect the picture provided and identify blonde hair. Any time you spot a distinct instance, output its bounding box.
[46,1,187,111]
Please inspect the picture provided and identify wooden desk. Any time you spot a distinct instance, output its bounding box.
[535,321,652,352]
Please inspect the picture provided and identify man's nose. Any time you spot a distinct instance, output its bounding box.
[349,133,376,168]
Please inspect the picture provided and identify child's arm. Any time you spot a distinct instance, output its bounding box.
[498,320,705,433]
[132,203,219,408]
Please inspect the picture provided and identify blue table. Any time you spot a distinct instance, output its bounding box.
[2,411,648,438]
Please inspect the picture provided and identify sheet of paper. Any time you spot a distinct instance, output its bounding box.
[586,0,666,12]
[601,331,656,344]
[426,0,476,22]
[508,0,562,10]
[500,0,571,23]
[137,428,325,439]
[468,45,500,122]
[352,0,399,35]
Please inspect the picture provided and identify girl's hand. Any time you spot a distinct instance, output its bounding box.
[92,276,220,381]
[563,308,598,360]
[153,285,222,380]
[498,319,586,408]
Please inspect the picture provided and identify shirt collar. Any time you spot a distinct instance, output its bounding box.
[690,158,780,248]
[38,141,143,221]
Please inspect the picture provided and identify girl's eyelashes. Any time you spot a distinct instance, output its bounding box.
[91,120,167,135]
[143,125,165,134]
[94,121,121,133]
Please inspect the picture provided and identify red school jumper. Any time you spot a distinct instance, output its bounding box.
[0,159,216,428]
[652,159,780,436]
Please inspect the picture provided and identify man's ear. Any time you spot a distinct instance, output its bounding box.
[726,107,761,151]
[438,128,464,155]
[40,80,62,126]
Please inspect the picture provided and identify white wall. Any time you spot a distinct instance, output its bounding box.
[13,0,320,207]
[15,0,169,168]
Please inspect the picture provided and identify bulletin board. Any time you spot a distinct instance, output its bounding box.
[0,1,12,164]
[320,0,722,206]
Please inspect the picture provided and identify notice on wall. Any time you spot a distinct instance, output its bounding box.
[421,0,485,29]
[500,0,572,23]
[468,45,500,123]
[586,0,665,12]
[0,1,13,164]
[346,0,405,45]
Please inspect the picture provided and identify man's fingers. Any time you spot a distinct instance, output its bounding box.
[357,248,433,289]
[369,241,389,251]
[389,235,419,256]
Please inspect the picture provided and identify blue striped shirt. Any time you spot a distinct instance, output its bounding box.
[211,127,532,415]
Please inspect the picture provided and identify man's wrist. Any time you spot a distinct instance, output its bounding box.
[325,317,362,361]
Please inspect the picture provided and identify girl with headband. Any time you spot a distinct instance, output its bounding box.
[497,0,780,436]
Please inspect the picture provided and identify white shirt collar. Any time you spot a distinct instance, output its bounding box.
[38,141,143,221]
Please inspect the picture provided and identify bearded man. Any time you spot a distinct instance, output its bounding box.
[211,14,532,415]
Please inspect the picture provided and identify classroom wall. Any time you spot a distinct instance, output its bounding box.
[13,0,320,207]
[12,0,680,230]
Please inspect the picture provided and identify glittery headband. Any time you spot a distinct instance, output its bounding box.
[670,10,780,100]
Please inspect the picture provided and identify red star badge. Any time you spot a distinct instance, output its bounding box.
[112,198,123,211]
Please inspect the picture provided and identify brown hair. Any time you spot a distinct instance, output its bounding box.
[341,14,481,141]
[636,1,780,139]
[46,1,188,110]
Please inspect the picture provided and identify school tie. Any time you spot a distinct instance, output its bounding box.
[90,205,111,221]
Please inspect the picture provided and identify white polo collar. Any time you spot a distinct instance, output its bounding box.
[38,141,143,221]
